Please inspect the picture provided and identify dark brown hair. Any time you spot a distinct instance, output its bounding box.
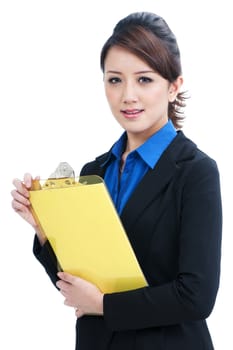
[100,12,187,129]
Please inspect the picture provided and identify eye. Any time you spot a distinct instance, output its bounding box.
[108,77,121,84]
[138,76,153,84]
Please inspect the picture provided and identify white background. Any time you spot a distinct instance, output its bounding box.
[0,1,232,349]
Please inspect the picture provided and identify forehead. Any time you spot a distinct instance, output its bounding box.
[104,46,152,72]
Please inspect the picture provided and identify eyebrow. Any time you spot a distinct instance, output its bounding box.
[106,70,155,75]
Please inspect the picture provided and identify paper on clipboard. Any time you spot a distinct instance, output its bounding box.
[29,175,147,293]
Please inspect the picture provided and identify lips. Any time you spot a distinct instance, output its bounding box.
[121,109,144,118]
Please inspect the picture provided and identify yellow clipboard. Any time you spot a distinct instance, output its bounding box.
[29,175,147,293]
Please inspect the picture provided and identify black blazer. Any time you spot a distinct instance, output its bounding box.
[33,131,222,350]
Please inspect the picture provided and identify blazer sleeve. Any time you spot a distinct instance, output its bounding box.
[103,156,222,331]
[33,235,60,288]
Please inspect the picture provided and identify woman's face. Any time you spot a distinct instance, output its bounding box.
[104,46,182,142]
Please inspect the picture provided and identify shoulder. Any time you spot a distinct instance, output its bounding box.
[174,136,221,202]
[169,131,221,193]
[173,131,219,171]
[79,151,110,177]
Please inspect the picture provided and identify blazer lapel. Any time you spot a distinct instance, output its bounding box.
[120,131,197,233]
[120,151,177,233]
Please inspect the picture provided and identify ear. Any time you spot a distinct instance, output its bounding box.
[168,76,183,102]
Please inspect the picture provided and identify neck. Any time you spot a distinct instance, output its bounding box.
[125,118,169,151]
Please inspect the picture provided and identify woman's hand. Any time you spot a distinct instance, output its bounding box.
[56,272,104,318]
[11,173,37,226]
[11,173,46,244]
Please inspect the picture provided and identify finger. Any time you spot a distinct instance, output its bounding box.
[60,290,68,298]
[23,173,33,188]
[56,280,67,290]
[23,173,40,187]
[11,198,29,212]
[64,299,75,307]
[11,189,30,206]
[12,178,30,198]
[57,272,77,284]
[75,308,84,318]
[11,198,36,225]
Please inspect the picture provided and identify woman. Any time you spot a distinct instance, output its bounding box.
[11,12,222,350]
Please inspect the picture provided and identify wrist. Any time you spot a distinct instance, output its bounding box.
[35,228,47,246]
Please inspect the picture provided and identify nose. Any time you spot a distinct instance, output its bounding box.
[122,82,138,104]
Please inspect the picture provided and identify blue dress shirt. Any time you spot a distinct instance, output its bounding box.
[104,120,177,215]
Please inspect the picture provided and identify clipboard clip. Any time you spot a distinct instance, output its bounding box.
[30,162,104,191]
[49,162,75,179]
[43,162,76,189]
[31,162,76,190]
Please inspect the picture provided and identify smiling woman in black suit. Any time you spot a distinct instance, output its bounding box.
[11,11,222,350]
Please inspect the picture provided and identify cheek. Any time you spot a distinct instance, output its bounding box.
[148,88,170,106]
[105,88,119,107]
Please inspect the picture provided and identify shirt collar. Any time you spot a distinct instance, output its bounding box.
[102,120,177,168]
[137,120,177,168]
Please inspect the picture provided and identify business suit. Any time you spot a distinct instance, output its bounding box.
[34,131,222,349]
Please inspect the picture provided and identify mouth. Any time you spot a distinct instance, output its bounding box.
[120,109,144,119]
